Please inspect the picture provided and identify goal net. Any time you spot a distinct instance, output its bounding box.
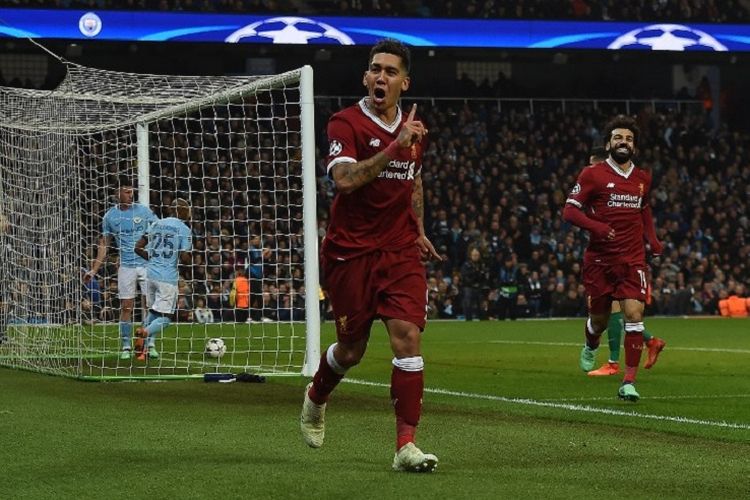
[0,62,320,380]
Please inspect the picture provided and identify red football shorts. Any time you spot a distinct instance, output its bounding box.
[322,247,427,344]
[583,261,649,315]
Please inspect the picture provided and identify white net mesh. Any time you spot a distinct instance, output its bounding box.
[0,62,318,379]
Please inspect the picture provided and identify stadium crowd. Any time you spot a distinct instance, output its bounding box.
[5,0,749,23]
[3,96,747,325]
[315,98,750,320]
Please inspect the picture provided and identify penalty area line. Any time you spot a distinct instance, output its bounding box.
[345,378,750,430]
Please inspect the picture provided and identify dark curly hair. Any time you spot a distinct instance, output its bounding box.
[604,115,640,147]
[369,39,411,74]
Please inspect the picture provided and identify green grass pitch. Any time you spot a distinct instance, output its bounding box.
[1,317,749,499]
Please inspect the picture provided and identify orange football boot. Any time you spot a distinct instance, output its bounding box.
[644,338,666,369]
[587,362,620,376]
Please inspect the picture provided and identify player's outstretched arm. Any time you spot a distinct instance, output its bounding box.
[84,235,110,283]
[134,236,149,261]
[331,104,427,194]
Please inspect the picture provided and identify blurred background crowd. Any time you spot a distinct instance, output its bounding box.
[75,94,750,324]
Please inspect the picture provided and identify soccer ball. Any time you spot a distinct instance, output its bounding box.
[205,338,226,358]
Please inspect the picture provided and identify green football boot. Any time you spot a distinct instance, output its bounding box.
[618,383,640,402]
[579,345,598,372]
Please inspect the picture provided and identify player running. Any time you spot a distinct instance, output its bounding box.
[563,117,664,401]
[583,147,666,377]
[300,39,441,472]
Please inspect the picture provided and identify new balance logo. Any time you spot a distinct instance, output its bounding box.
[606,182,616,188]
[369,138,381,147]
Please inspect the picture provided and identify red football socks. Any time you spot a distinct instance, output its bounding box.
[623,331,644,383]
[309,353,344,405]
[391,366,423,450]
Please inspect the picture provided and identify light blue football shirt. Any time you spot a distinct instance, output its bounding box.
[145,217,192,285]
[102,204,157,268]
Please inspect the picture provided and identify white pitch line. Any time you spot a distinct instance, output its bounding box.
[344,378,750,430]
[546,394,750,402]
[435,339,750,354]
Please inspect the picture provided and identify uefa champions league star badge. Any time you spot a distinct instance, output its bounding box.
[225,17,354,45]
[608,24,727,51]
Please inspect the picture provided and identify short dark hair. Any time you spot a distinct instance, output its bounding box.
[604,115,640,147]
[589,146,607,162]
[369,39,411,73]
[117,176,133,189]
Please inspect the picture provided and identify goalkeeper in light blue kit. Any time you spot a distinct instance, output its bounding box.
[85,180,156,360]
[133,199,192,360]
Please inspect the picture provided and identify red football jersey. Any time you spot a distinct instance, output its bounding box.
[566,159,651,265]
[322,98,423,259]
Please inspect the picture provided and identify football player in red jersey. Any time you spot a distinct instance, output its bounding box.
[300,39,441,472]
[563,116,663,402]
[583,148,666,377]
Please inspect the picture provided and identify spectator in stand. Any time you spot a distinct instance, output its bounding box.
[230,269,250,323]
[246,234,271,322]
[496,254,519,320]
[524,270,543,317]
[81,268,103,324]
[460,247,489,320]
[194,297,214,323]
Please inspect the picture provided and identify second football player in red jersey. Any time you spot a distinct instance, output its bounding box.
[563,116,663,402]
[300,39,441,472]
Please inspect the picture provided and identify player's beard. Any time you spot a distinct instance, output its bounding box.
[610,143,633,164]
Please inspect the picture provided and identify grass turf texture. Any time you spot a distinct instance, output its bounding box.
[1,318,749,499]
[0,322,308,378]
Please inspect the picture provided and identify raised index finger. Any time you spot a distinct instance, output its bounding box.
[407,103,417,122]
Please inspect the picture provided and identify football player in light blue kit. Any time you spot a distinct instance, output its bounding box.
[85,180,156,360]
[133,198,192,360]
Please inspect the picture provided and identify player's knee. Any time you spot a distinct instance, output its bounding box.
[624,313,644,324]
[387,322,421,356]
[333,342,365,368]
[622,308,644,323]
[589,316,608,334]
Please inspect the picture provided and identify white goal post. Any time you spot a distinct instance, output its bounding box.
[0,62,320,380]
